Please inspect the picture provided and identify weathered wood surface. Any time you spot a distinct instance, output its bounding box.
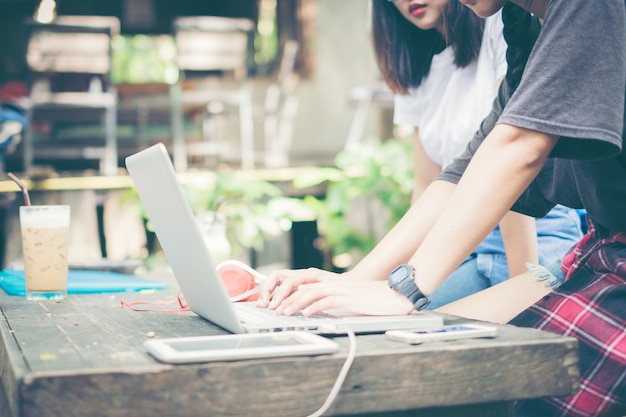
[0,275,580,417]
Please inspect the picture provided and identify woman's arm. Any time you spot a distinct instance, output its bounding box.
[261,124,557,317]
[349,124,550,289]
[260,179,456,314]
[259,179,457,310]
[498,211,538,276]
[342,129,450,281]
[412,129,442,203]
[416,125,539,278]
[435,270,552,323]
[411,123,558,295]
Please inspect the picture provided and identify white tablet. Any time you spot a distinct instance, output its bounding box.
[144,331,340,364]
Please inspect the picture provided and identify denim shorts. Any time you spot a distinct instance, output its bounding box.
[526,260,567,289]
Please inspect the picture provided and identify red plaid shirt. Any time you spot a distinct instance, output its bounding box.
[511,219,626,417]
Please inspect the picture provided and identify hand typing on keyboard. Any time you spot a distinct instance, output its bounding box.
[257,268,414,317]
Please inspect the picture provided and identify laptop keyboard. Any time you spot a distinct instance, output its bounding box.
[237,303,341,321]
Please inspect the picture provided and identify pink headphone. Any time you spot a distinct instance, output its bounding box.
[217,259,267,302]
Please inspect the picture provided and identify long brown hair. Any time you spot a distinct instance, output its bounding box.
[502,2,541,93]
[372,0,485,94]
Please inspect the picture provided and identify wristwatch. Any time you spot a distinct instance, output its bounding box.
[388,264,430,311]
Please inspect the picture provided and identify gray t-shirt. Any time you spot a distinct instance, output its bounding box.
[438,0,626,232]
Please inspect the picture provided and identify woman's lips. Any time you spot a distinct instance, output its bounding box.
[409,3,427,17]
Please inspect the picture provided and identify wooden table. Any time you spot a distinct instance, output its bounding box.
[0,275,580,417]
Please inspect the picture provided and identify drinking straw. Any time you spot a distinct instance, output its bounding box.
[7,172,31,206]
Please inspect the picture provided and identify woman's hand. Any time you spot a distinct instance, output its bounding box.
[257,268,415,317]
[257,267,341,309]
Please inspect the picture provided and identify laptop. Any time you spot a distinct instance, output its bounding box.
[125,143,443,334]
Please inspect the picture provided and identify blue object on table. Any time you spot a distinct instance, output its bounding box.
[0,269,168,296]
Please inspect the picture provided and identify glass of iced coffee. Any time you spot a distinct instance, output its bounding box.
[19,205,70,300]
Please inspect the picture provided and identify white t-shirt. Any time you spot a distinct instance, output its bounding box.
[393,11,507,169]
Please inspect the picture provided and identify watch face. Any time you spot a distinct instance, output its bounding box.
[388,264,429,311]
[389,264,411,285]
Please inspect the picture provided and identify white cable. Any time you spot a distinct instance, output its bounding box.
[307,327,357,417]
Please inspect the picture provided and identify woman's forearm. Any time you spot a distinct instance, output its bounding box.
[412,129,441,203]
[499,210,538,277]
[412,124,558,295]
[348,180,456,280]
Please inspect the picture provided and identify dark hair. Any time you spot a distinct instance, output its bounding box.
[372,0,484,94]
[501,2,541,94]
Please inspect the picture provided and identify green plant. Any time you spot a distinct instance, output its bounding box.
[183,173,309,251]
[121,172,311,255]
[293,139,414,270]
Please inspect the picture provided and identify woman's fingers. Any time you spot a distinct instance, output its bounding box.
[278,280,415,317]
[257,268,333,308]
[258,269,414,316]
[256,272,280,308]
[278,281,335,315]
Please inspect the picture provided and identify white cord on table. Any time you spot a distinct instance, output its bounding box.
[307,326,357,417]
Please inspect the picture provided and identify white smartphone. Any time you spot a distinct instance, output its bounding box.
[144,331,340,364]
[385,324,498,345]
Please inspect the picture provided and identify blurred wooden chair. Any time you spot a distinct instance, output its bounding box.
[22,16,120,175]
[169,16,255,170]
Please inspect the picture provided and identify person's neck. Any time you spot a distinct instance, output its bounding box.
[511,0,546,18]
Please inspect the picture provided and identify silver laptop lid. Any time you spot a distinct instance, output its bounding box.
[126,143,246,334]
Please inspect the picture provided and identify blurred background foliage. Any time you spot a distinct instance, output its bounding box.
[111,34,178,84]
[120,171,312,257]
[293,138,414,270]
[182,173,311,252]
